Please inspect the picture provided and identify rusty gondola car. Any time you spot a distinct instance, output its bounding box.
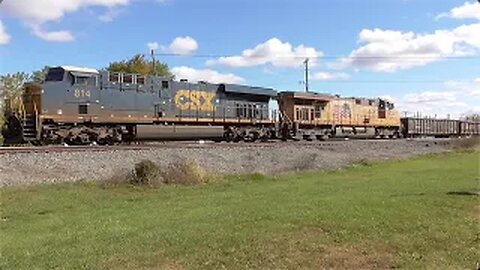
[401,118,459,138]
[459,121,480,136]
[401,117,480,137]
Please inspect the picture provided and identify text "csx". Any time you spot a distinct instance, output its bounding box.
[175,90,216,112]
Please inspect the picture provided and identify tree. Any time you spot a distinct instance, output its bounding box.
[0,72,30,117]
[0,72,31,144]
[32,66,50,84]
[106,54,173,78]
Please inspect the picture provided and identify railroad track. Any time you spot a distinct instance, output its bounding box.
[0,142,320,155]
[0,138,440,155]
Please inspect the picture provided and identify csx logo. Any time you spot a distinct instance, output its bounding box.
[175,90,216,112]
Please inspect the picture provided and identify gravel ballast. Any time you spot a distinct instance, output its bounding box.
[0,139,454,186]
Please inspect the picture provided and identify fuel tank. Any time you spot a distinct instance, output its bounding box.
[135,125,224,140]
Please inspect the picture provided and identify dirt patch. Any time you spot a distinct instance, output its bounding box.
[258,226,394,269]
[469,205,480,221]
[102,251,185,270]
[320,245,394,269]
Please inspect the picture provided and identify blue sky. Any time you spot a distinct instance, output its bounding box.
[0,0,479,117]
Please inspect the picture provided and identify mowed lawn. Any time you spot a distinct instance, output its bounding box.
[1,150,479,269]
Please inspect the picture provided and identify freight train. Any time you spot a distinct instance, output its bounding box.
[1,66,479,145]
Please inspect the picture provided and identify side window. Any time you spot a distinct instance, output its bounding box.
[137,76,145,85]
[123,74,133,84]
[162,81,169,89]
[73,76,97,86]
[109,72,120,83]
[236,103,242,117]
[378,100,386,119]
[74,76,89,86]
[315,105,322,118]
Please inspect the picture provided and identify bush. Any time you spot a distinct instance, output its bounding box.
[162,160,208,185]
[125,159,207,187]
[130,160,163,186]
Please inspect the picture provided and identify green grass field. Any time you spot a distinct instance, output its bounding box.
[1,150,479,269]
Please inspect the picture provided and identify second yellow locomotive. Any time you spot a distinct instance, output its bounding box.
[278,91,401,140]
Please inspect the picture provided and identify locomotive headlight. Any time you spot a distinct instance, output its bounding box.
[57,109,63,115]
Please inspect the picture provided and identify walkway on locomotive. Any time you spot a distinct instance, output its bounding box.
[39,66,277,125]
[278,91,401,128]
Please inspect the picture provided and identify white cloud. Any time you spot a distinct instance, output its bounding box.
[0,20,11,45]
[31,25,74,42]
[312,72,349,81]
[0,0,130,41]
[389,78,480,118]
[207,38,323,68]
[339,23,480,72]
[98,8,124,22]
[379,95,395,102]
[167,36,198,55]
[171,66,245,84]
[437,1,480,20]
[398,90,469,118]
[147,36,199,55]
[146,42,160,51]
[404,91,457,104]
[444,79,480,98]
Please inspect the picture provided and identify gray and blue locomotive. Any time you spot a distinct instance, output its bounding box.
[4,66,277,145]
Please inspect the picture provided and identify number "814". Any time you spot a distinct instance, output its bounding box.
[74,89,91,98]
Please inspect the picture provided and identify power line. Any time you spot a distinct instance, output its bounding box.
[152,52,480,60]
[308,80,455,84]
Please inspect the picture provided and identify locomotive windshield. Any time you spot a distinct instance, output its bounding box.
[45,68,65,81]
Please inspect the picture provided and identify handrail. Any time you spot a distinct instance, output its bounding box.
[33,101,40,137]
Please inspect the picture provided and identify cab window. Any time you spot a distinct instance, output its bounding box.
[73,75,97,86]
[45,68,65,81]
[74,76,89,86]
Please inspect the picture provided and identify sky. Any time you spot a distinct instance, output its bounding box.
[0,0,479,118]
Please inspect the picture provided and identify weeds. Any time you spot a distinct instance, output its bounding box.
[354,158,373,167]
[451,137,480,150]
[104,159,208,188]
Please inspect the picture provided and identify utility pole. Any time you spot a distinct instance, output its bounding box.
[150,49,156,76]
[304,58,309,92]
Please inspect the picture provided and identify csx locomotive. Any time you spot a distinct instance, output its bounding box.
[1,66,478,145]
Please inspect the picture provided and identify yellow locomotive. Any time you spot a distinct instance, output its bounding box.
[278,91,401,140]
